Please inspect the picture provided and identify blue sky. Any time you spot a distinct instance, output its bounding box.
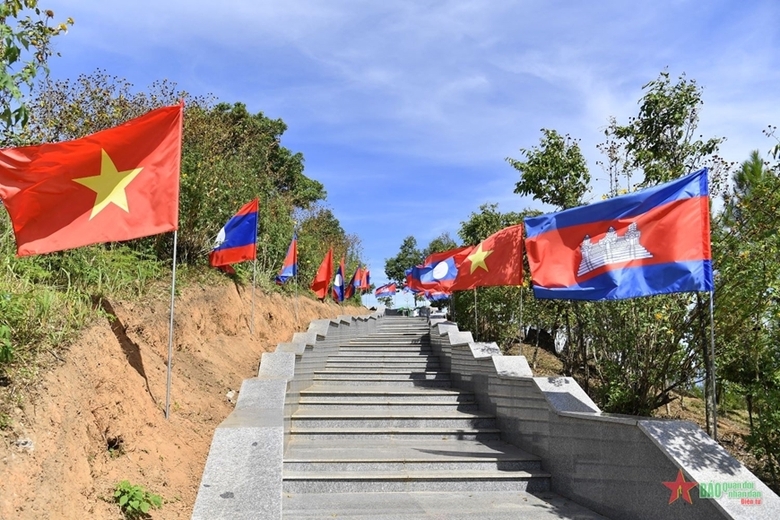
[44,1,780,307]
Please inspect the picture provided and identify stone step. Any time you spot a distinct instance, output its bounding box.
[283,438,541,472]
[339,345,433,351]
[313,371,447,381]
[299,386,473,403]
[329,353,433,359]
[288,427,502,441]
[283,469,550,493]
[310,376,452,387]
[316,367,439,374]
[297,400,479,411]
[324,362,441,370]
[291,410,496,429]
[282,491,610,520]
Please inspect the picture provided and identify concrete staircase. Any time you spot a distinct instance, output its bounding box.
[282,316,608,519]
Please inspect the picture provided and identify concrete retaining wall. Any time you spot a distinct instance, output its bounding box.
[429,319,780,520]
[191,311,383,520]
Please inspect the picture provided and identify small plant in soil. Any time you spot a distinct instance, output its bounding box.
[113,480,162,519]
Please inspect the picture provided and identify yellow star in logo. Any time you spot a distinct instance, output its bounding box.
[73,150,143,219]
[467,244,492,273]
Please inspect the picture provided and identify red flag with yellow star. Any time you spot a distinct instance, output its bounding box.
[0,104,182,256]
[450,223,524,290]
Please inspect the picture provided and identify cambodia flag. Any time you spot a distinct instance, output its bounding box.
[208,198,258,269]
[275,233,298,285]
[310,247,333,299]
[375,283,397,298]
[449,224,524,291]
[332,257,346,302]
[344,266,361,299]
[524,168,713,301]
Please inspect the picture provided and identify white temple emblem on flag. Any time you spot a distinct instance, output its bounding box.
[577,222,653,277]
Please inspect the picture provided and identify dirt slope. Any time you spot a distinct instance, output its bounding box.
[0,282,369,520]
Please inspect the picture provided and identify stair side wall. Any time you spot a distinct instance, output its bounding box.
[191,310,384,520]
[429,320,779,520]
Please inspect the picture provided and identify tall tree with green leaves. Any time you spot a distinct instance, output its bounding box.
[0,0,72,144]
[714,147,780,488]
[587,71,727,418]
[507,128,590,210]
[384,236,423,286]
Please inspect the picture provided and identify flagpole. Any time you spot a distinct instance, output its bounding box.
[293,273,299,329]
[473,287,478,341]
[251,258,256,335]
[165,230,179,420]
[519,286,524,341]
[250,201,259,336]
[708,291,718,441]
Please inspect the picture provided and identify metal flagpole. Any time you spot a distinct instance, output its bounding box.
[519,287,524,341]
[250,206,259,336]
[165,230,179,420]
[251,258,256,335]
[473,287,478,341]
[708,291,718,441]
[293,274,299,329]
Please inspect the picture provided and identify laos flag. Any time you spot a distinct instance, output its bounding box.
[524,169,712,301]
[275,233,297,285]
[331,258,346,302]
[209,198,258,269]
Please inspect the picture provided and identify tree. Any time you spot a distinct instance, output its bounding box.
[714,147,780,487]
[585,71,727,418]
[422,232,458,259]
[0,1,72,144]
[598,70,725,190]
[507,128,590,210]
[384,236,423,286]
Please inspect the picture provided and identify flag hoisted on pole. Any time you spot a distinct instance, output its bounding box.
[332,257,346,303]
[0,103,183,256]
[208,198,259,332]
[310,247,333,300]
[275,232,299,326]
[524,168,717,436]
[275,233,298,285]
[0,103,185,420]
[523,168,712,301]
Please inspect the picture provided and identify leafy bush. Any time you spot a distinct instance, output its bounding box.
[113,480,162,519]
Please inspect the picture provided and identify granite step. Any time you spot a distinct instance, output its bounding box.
[288,427,502,441]
[291,409,496,429]
[299,386,474,402]
[282,491,610,519]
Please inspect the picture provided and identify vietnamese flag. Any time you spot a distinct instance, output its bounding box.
[310,247,333,300]
[450,224,524,291]
[0,104,182,256]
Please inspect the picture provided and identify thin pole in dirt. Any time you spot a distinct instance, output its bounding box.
[165,230,179,420]
[473,287,478,341]
[708,291,718,441]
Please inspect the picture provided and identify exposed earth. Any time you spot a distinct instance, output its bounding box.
[0,281,369,519]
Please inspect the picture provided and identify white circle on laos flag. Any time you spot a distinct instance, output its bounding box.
[432,261,449,280]
[334,274,343,285]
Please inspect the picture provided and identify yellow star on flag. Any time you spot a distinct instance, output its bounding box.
[73,149,143,219]
[467,243,492,273]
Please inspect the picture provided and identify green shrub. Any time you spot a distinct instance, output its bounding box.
[113,480,162,519]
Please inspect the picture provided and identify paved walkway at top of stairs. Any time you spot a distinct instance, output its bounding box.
[282,316,608,519]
